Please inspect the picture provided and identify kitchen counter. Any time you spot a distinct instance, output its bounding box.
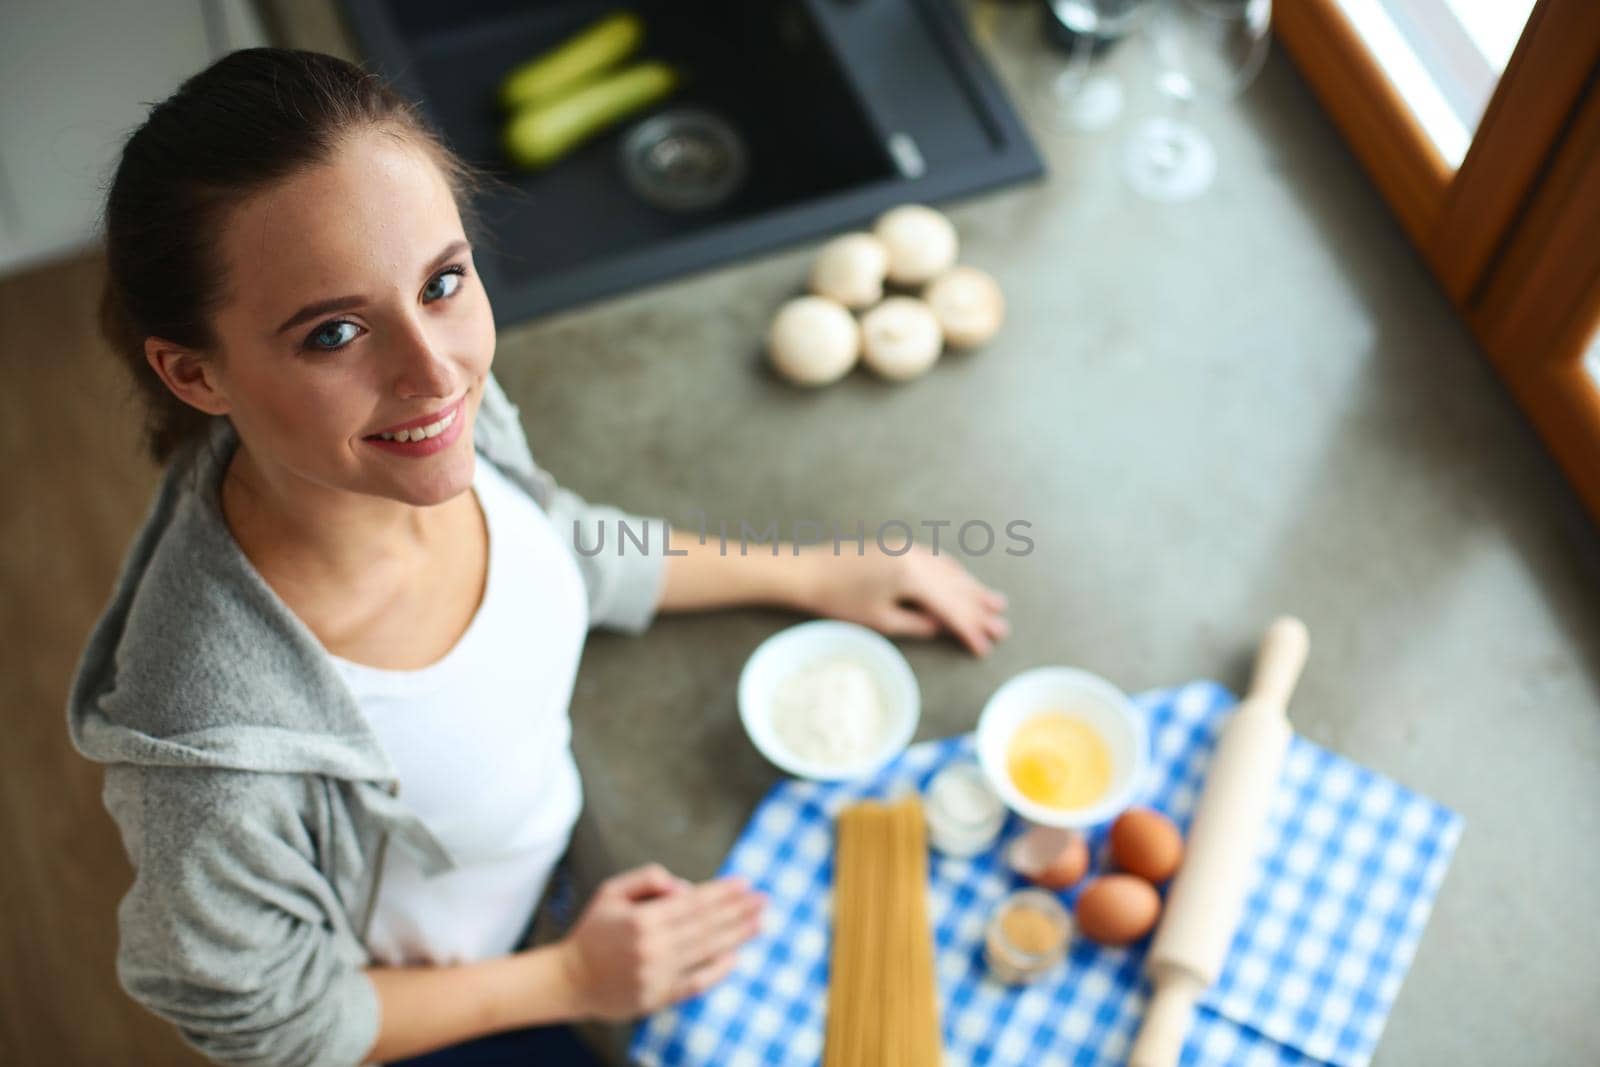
[277,4,1600,1063]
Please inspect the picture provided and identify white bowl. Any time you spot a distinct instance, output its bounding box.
[975,667,1148,829]
[738,620,920,781]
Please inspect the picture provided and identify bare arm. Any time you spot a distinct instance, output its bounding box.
[361,865,762,1064]
[362,944,584,1063]
[654,536,809,614]
[657,539,1011,656]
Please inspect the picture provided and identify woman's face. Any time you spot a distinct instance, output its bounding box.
[205,128,494,508]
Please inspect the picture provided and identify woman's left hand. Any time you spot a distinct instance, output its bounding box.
[792,543,1011,656]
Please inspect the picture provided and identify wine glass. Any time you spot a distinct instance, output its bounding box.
[1124,0,1271,200]
[1034,0,1151,133]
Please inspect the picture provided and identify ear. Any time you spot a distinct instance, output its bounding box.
[144,338,232,417]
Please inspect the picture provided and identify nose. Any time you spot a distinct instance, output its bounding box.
[391,313,457,400]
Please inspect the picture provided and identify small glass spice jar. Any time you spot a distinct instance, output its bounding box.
[923,760,1006,857]
[984,888,1072,984]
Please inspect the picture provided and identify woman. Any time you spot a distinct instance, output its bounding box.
[68,48,1010,1067]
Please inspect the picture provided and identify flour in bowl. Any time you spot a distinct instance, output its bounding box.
[770,657,889,769]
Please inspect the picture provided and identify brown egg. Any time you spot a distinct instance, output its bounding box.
[1006,826,1090,891]
[1109,807,1185,885]
[1074,875,1162,946]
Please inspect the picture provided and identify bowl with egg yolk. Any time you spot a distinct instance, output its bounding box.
[975,667,1148,829]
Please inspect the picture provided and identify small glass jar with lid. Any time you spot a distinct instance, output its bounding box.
[984,888,1072,984]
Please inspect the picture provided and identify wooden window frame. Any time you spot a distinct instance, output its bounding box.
[1276,0,1600,522]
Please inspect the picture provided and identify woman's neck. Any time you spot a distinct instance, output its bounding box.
[217,439,490,665]
[220,443,445,588]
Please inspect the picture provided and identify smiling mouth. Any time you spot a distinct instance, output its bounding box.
[368,407,457,443]
[364,397,465,443]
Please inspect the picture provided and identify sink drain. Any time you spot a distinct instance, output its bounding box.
[619,109,748,213]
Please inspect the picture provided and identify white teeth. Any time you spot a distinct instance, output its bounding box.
[375,407,456,444]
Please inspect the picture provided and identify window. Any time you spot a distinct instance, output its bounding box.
[1334,0,1536,166]
[1277,0,1600,521]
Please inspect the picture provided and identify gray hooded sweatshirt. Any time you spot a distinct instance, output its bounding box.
[67,375,671,1067]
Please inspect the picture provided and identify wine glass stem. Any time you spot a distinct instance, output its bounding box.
[1054,20,1096,102]
[1155,91,1194,172]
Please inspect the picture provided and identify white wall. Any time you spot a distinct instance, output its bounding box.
[0,0,266,276]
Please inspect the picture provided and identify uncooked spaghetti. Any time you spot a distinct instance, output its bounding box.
[824,795,942,1066]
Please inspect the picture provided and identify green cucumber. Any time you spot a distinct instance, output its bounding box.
[503,61,678,170]
[499,11,644,111]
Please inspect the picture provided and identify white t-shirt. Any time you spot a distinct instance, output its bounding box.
[332,457,590,967]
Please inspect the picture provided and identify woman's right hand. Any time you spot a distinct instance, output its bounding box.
[556,863,766,1021]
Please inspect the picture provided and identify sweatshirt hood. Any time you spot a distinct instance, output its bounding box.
[66,417,401,780]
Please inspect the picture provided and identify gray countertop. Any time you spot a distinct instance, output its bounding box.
[281,4,1600,1063]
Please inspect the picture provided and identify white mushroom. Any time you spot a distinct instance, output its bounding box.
[923,266,1005,348]
[767,296,860,386]
[860,297,943,381]
[809,232,890,310]
[873,204,959,287]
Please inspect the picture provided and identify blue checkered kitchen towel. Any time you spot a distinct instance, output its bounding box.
[631,682,1463,1067]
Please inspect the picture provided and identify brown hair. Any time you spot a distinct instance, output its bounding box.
[100,48,485,463]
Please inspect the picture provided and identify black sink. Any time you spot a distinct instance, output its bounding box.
[340,0,1045,323]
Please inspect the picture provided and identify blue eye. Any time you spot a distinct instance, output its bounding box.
[296,265,466,353]
[305,321,362,351]
[424,267,465,303]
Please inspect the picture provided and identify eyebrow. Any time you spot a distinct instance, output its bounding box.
[273,238,473,336]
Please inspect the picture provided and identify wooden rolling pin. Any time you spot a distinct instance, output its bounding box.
[1128,617,1310,1067]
